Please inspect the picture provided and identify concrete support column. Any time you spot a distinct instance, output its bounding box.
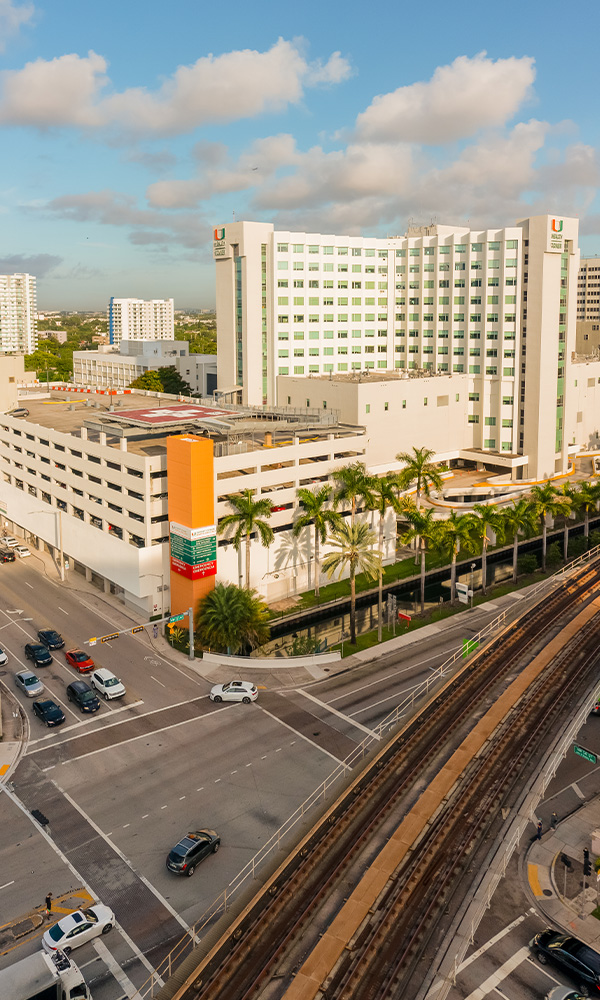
[85,567,92,582]
[103,578,111,595]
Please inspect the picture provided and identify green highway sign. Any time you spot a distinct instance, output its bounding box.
[168,613,185,624]
[574,744,597,764]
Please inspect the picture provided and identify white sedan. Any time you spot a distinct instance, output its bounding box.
[42,904,114,954]
[15,545,31,558]
[91,668,126,700]
[209,680,258,704]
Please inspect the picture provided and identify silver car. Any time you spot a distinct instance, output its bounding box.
[0,645,7,666]
[15,670,45,698]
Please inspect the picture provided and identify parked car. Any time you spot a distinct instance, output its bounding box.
[90,668,125,700]
[2,536,18,547]
[15,545,30,558]
[0,645,7,665]
[66,680,100,713]
[209,680,258,704]
[15,670,44,697]
[166,830,220,876]
[65,648,94,673]
[42,904,114,954]
[32,700,65,727]
[38,629,65,650]
[546,988,588,1000]
[7,407,29,417]
[0,548,15,562]
[530,929,600,994]
[25,643,53,667]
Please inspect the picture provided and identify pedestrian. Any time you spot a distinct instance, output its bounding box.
[551,812,558,830]
[537,820,543,840]
[45,892,52,913]
[153,624,158,638]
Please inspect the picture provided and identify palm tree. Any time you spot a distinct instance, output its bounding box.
[365,475,403,640]
[529,484,563,572]
[218,489,274,590]
[293,486,342,598]
[195,583,270,654]
[502,498,538,583]
[332,462,373,526]
[400,505,440,613]
[322,521,380,645]
[556,484,575,560]
[395,446,444,509]
[572,481,600,543]
[436,511,477,603]
[467,503,505,595]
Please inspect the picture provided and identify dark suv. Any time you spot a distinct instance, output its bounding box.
[166,830,220,877]
[0,548,15,563]
[530,929,600,994]
[38,629,65,650]
[25,643,53,667]
[66,680,100,713]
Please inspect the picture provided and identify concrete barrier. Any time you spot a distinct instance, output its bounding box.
[202,650,341,670]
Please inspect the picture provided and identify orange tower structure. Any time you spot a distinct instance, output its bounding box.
[167,435,216,618]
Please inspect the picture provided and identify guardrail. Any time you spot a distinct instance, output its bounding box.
[134,545,600,999]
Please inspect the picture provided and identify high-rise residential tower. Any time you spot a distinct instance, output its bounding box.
[108,297,174,347]
[0,273,37,354]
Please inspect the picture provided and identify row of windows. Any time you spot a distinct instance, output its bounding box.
[278,363,515,379]
[275,241,519,256]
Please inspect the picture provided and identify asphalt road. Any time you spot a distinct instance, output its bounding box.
[0,558,541,999]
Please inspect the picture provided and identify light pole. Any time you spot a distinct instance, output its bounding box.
[27,508,64,582]
[470,562,476,608]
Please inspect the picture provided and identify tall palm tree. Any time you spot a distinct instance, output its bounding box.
[436,511,477,603]
[529,483,563,572]
[556,484,575,560]
[218,489,274,590]
[572,481,600,542]
[502,497,539,583]
[195,583,270,654]
[467,503,504,596]
[400,504,440,613]
[293,486,342,598]
[395,446,444,509]
[332,462,373,526]
[322,521,380,645]
[365,474,403,640]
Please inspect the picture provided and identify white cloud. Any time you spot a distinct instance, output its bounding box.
[355,53,536,144]
[0,38,351,135]
[0,0,34,53]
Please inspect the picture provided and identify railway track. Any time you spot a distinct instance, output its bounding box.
[166,560,600,1000]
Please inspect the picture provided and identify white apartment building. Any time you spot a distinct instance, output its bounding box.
[108,297,174,347]
[576,256,600,354]
[73,340,217,396]
[0,273,37,354]
[215,216,579,480]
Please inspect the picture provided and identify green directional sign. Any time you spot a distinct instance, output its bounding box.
[574,744,597,764]
[168,613,185,624]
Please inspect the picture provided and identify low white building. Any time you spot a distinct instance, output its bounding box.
[72,340,217,396]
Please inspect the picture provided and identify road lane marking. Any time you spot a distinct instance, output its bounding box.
[462,947,531,1000]
[27,700,145,747]
[456,909,535,973]
[151,675,166,687]
[142,814,149,819]
[25,582,33,589]
[58,607,69,615]
[59,787,193,938]
[349,682,424,717]
[0,881,14,889]
[258,706,349,768]
[326,650,452,703]
[295,689,380,740]
[93,938,138,998]
[0,783,161,981]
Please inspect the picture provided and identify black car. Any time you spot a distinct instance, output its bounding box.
[0,548,15,563]
[530,929,600,994]
[66,680,100,713]
[32,700,65,727]
[25,643,53,667]
[38,629,65,650]
[166,830,220,877]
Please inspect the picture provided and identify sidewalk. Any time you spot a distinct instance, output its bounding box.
[527,796,600,948]
[0,888,95,956]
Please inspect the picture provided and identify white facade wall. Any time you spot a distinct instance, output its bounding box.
[0,273,37,354]
[73,342,217,395]
[108,298,175,347]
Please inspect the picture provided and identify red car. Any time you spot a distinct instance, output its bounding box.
[65,649,94,673]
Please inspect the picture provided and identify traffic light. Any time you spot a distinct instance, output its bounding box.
[584,848,592,877]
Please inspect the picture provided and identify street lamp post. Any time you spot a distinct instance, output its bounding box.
[470,562,476,608]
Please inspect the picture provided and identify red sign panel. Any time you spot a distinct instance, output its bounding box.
[170,556,217,580]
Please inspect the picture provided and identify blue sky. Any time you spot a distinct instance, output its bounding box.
[0,0,598,310]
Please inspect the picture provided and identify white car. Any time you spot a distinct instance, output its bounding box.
[15,545,31,558]
[209,680,258,704]
[0,645,7,665]
[2,536,18,547]
[91,668,126,700]
[42,904,114,954]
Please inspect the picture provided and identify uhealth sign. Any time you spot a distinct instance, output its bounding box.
[170,520,217,580]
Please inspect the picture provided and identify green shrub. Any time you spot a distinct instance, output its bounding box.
[517,553,538,575]
[568,536,587,557]
[545,542,563,567]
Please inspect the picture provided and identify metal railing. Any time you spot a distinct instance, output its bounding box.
[133,545,600,998]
